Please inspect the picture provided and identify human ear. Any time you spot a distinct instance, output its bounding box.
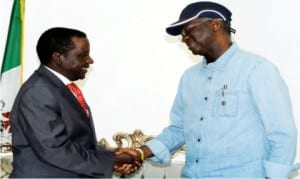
[52,52,62,65]
[211,19,221,31]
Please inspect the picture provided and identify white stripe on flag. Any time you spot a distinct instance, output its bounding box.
[0,66,21,112]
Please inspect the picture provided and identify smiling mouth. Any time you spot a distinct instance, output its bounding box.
[81,68,88,73]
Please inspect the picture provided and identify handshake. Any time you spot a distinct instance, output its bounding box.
[113,146,150,176]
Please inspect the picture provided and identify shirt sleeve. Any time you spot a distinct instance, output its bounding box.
[249,61,298,178]
[146,75,186,164]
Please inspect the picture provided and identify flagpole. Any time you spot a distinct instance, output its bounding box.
[20,0,25,84]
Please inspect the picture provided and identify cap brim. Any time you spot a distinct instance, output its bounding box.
[166,18,194,36]
[166,25,184,36]
[166,22,237,35]
[166,13,210,36]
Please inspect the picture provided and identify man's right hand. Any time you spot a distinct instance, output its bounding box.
[114,151,143,175]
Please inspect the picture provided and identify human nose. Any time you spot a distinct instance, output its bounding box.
[181,34,189,43]
[87,56,94,64]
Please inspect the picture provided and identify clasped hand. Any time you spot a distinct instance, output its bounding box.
[114,148,144,175]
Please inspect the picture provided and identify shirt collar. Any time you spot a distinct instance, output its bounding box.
[43,65,71,85]
[202,42,238,70]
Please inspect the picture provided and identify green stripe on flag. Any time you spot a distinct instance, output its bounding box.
[0,0,24,140]
[1,0,24,74]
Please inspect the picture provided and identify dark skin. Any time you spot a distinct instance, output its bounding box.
[118,18,233,160]
[47,37,93,81]
[181,18,232,63]
[118,18,271,179]
[47,36,142,175]
[114,152,142,175]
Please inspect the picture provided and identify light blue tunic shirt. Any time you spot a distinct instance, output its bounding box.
[146,43,299,178]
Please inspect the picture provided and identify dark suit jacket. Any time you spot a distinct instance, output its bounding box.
[9,65,115,178]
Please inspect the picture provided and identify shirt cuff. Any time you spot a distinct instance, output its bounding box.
[145,139,171,164]
[264,160,298,178]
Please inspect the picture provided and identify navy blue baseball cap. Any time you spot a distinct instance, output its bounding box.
[166,1,235,36]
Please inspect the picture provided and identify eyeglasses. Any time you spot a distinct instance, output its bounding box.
[181,18,236,37]
[181,19,211,37]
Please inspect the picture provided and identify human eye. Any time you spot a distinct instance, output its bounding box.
[78,51,89,58]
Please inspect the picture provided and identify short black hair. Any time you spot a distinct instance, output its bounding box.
[36,27,87,65]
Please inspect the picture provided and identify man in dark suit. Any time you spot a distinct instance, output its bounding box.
[9,27,140,178]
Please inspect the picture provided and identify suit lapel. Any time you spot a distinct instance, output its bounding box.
[36,66,98,147]
[35,66,90,120]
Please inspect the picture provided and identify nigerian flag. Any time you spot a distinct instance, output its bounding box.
[0,0,24,142]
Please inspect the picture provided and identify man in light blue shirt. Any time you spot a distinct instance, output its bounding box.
[118,1,299,178]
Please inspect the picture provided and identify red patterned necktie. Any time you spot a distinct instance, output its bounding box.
[67,82,89,116]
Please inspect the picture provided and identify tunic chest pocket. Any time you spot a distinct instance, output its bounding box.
[214,91,238,117]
